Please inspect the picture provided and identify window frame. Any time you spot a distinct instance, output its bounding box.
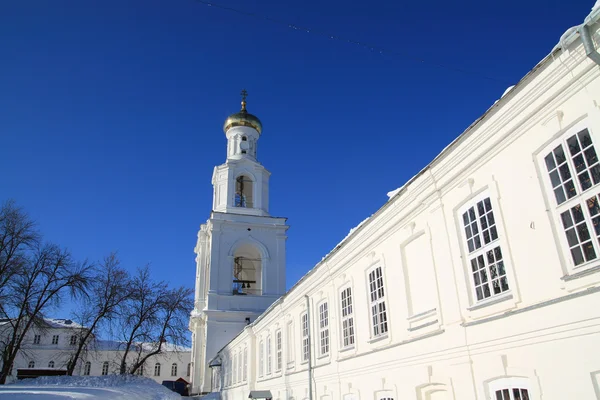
[367,265,389,339]
[33,334,41,345]
[171,363,177,377]
[102,361,109,376]
[258,339,264,377]
[154,362,161,377]
[301,312,309,362]
[537,121,600,275]
[51,335,59,345]
[266,334,272,375]
[286,321,294,367]
[83,361,91,376]
[339,286,355,349]
[275,329,282,372]
[458,191,512,306]
[318,301,330,356]
[243,347,248,381]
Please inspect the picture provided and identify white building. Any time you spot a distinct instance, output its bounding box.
[189,90,289,395]
[2,318,191,385]
[190,6,600,400]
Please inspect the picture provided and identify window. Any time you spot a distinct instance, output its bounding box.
[340,287,355,347]
[33,334,41,345]
[48,361,55,368]
[495,388,530,400]
[237,351,242,383]
[286,321,294,365]
[70,335,77,345]
[258,340,264,377]
[266,334,272,374]
[542,126,600,268]
[233,354,238,384]
[83,362,91,376]
[171,363,177,377]
[235,175,253,208]
[318,302,329,355]
[154,362,161,376]
[15,333,21,343]
[101,361,109,376]
[276,330,282,371]
[187,362,191,377]
[461,195,509,301]
[52,335,59,345]
[490,378,531,400]
[301,313,309,362]
[368,266,388,337]
[138,364,144,376]
[28,361,35,368]
[243,348,248,381]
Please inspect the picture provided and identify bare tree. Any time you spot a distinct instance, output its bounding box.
[116,266,193,375]
[0,242,92,384]
[0,200,40,303]
[65,253,131,375]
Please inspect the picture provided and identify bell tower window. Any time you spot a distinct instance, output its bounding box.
[232,245,262,295]
[235,175,253,208]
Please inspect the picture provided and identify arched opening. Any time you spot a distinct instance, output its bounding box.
[235,175,254,208]
[232,244,262,295]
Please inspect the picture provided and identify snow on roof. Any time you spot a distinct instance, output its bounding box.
[44,319,85,329]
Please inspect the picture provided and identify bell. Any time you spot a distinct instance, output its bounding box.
[242,282,246,289]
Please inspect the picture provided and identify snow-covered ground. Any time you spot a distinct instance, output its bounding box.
[0,375,181,399]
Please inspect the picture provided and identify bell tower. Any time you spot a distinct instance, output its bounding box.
[189,91,289,395]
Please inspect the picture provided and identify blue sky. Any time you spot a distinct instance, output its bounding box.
[0,0,594,316]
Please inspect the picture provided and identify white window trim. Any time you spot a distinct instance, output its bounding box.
[457,190,513,307]
[317,300,330,357]
[258,339,264,377]
[266,334,272,375]
[366,265,389,339]
[286,321,295,367]
[275,329,282,372]
[537,119,600,276]
[339,286,355,350]
[301,312,309,363]
[243,347,248,382]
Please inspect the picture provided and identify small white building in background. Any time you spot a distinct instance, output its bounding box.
[2,318,191,385]
[191,4,600,400]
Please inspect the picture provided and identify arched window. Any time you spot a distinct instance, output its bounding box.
[154,362,161,376]
[28,361,35,369]
[101,361,109,376]
[48,361,55,368]
[234,175,253,208]
[171,363,177,376]
[232,245,262,296]
[83,362,91,376]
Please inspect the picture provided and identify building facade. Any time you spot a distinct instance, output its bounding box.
[2,318,191,384]
[189,92,289,395]
[193,6,600,400]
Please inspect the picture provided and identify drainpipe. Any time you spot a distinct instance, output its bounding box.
[580,23,600,66]
[305,295,313,400]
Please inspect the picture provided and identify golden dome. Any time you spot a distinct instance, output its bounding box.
[223,90,263,134]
